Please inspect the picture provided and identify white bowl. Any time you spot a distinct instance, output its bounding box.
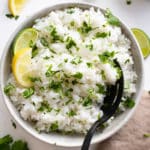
[0,2,144,148]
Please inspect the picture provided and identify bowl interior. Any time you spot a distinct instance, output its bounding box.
[0,2,144,147]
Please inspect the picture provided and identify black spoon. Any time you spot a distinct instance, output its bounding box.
[81,59,124,150]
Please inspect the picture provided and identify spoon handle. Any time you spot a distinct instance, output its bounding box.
[81,113,113,150]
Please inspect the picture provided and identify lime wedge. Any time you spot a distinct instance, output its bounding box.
[131,28,150,58]
[13,28,38,55]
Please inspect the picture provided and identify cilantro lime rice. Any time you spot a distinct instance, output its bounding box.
[5,8,137,134]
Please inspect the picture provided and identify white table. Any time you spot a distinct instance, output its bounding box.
[0,0,150,149]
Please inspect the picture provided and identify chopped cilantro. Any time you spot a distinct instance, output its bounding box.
[0,135,13,145]
[40,37,49,47]
[22,87,34,99]
[95,32,108,38]
[86,43,93,51]
[101,70,106,80]
[97,113,101,120]
[64,58,68,63]
[65,99,72,105]
[38,100,52,112]
[86,62,93,68]
[105,9,120,26]
[49,80,62,91]
[31,45,38,58]
[87,88,96,98]
[66,36,76,50]
[5,14,19,20]
[28,76,41,82]
[0,135,28,150]
[45,65,56,77]
[50,121,59,131]
[72,72,83,79]
[39,86,45,91]
[123,97,135,108]
[43,56,50,60]
[72,80,78,85]
[49,25,63,42]
[70,21,75,26]
[11,120,16,129]
[82,97,92,107]
[96,84,106,94]
[126,0,132,5]
[11,140,29,150]
[67,109,76,117]
[124,59,130,64]
[143,133,150,138]
[78,21,92,34]
[4,83,15,96]
[98,51,115,63]
[71,56,82,65]
[66,8,75,14]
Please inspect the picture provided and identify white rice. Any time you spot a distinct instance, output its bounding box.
[6,8,137,134]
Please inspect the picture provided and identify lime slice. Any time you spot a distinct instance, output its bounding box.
[12,47,33,87]
[13,28,38,55]
[8,0,27,16]
[131,28,150,58]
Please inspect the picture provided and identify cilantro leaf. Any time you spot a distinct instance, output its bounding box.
[4,83,15,96]
[105,9,120,26]
[22,87,34,99]
[78,21,92,34]
[50,121,59,131]
[95,32,108,38]
[98,51,115,63]
[11,140,29,150]
[0,135,13,145]
[123,97,135,108]
[72,72,83,79]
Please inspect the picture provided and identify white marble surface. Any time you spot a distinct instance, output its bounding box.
[0,0,150,149]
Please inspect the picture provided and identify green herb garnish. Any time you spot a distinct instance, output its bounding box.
[123,97,135,108]
[105,9,120,26]
[82,97,92,107]
[50,121,59,131]
[40,37,49,47]
[31,45,38,58]
[143,133,150,138]
[11,120,16,129]
[98,51,115,63]
[71,56,82,65]
[86,43,93,51]
[67,109,76,117]
[45,65,56,77]
[22,87,34,99]
[49,25,63,42]
[49,80,62,91]
[4,83,15,96]
[70,21,75,27]
[96,84,106,94]
[0,135,29,150]
[72,72,83,79]
[126,0,132,5]
[66,36,76,50]
[78,21,92,34]
[5,14,19,20]
[38,100,52,112]
[86,62,93,68]
[95,32,108,38]
[28,77,41,82]
[11,140,29,150]
[101,70,106,80]
[124,59,130,64]
[66,8,75,14]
